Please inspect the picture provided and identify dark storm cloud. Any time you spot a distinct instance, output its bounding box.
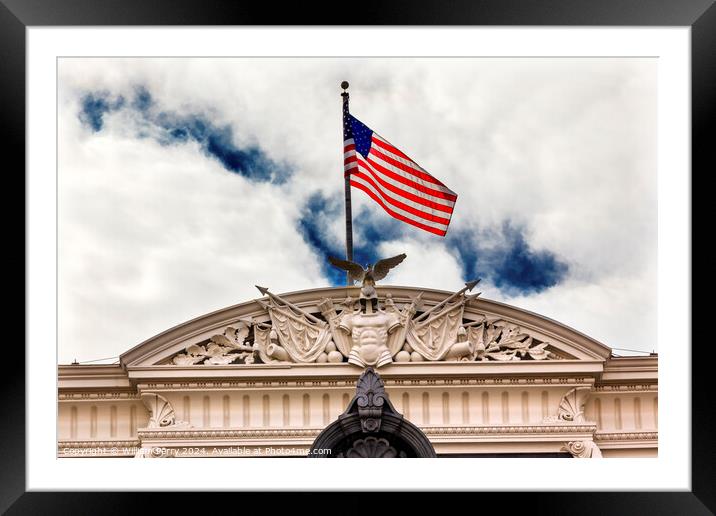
[78,86,291,184]
[297,193,568,294]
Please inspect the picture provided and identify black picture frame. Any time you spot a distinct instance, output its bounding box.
[5,0,711,513]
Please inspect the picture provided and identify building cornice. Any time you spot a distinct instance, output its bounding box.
[58,364,133,390]
[124,360,605,384]
[600,356,658,383]
[58,360,660,393]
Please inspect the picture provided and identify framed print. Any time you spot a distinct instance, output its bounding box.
[7,0,713,513]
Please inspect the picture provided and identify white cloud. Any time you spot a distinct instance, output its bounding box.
[57,57,657,362]
[377,239,465,291]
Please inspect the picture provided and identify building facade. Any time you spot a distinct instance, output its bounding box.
[58,285,657,458]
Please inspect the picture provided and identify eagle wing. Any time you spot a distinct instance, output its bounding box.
[328,256,366,284]
[372,253,407,281]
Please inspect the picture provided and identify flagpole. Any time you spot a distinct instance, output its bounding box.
[341,81,354,286]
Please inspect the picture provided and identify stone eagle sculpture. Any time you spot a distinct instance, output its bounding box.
[328,253,407,310]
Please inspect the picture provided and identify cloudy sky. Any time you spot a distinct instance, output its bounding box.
[57,57,656,364]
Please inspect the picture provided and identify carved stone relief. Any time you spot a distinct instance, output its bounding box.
[172,322,255,366]
[168,286,563,368]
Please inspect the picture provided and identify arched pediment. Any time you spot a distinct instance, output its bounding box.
[120,285,612,369]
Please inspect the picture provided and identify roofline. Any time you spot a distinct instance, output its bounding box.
[599,355,658,383]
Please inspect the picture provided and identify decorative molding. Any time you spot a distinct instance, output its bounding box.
[138,428,323,439]
[129,376,594,391]
[138,423,600,440]
[593,384,658,392]
[58,440,141,456]
[422,424,597,435]
[58,440,140,448]
[563,440,602,458]
[59,392,141,400]
[595,432,658,441]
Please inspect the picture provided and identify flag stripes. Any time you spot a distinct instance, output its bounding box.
[343,132,457,236]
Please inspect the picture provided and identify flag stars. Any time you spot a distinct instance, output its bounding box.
[346,115,373,157]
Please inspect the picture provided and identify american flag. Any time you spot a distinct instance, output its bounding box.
[342,102,457,237]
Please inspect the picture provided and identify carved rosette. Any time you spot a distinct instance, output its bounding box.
[563,440,603,458]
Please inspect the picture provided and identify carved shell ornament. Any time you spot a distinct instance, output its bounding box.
[338,437,405,458]
[168,271,563,367]
[557,387,590,423]
[140,393,189,429]
[541,387,593,424]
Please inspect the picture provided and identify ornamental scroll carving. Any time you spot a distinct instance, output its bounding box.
[354,368,390,432]
[563,440,603,458]
[169,286,563,367]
